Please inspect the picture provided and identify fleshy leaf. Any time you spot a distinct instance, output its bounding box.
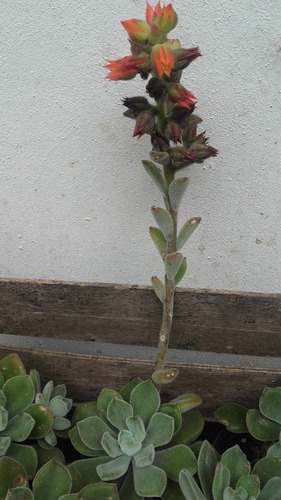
[118,430,142,456]
[72,401,98,426]
[0,436,11,456]
[236,474,260,498]
[50,384,67,399]
[212,462,230,500]
[32,459,72,500]
[70,457,111,485]
[2,413,35,442]
[169,394,202,413]
[154,444,197,481]
[0,457,28,499]
[246,409,281,441]
[59,483,120,500]
[107,397,133,430]
[266,441,281,457]
[97,454,131,480]
[77,416,115,450]
[174,257,187,286]
[258,476,281,499]
[101,432,122,458]
[0,406,8,431]
[97,389,122,421]
[170,410,204,446]
[259,387,281,425]
[179,469,206,500]
[162,480,185,500]
[133,463,167,497]
[253,457,281,487]
[0,354,26,381]
[32,444,65,470]
[165,252,184,281]
[118,464,142,500]
[151,275,165,303]
[215,404,248,433]
[0,390,6,408]
[69,425,104,457]
[5,486,34,500]
[24,404,53,439]
[48,397,69,417]
[29,369,41,394]
[134,444,155,468]
[42,381,53,405]
[3,376,34,419]
[130,380,160,427]
[177,217,201,250]
[149,227,167,259]
[152,368,179,386]
[6,443,37,479]
[220,445,250,488]
[143,412,174,447]
[198,440,217,499]
[151,206,173,240]
[126,415,146,443]
[159,403,182,434]
[119,378,144,403]
[169,177,189,211]
[149,151,171,167]
[52,417,71,431]
[142,160,166,194]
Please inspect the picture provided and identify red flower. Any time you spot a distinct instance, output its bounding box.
[105,54,150,81]
[168,83,196,109]
[121,19,150,42]
[152,43,175,77]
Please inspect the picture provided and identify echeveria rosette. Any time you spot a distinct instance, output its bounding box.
[70,379,202,498]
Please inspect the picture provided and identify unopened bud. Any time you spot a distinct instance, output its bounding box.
[165,121,182,144]
[123,96,151,114]
[173,47,201,71]
[133,112,155,138]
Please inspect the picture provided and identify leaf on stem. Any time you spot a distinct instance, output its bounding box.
[142,160,166,195]
[177,218,201,250]
[152,368,179,386]
[174,257,187,286]
[149,151,171,167]
[149,227,166,259]
[151,206,173,241]
[169,177,189,211]
[151,276,165,303]
[165,252,184,281]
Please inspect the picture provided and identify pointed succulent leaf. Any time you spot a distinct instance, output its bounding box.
[134,444,155,468]
[212,462,230,500]
[3,376,34,419]
[152,368,179,386]
[5,486,34,500]
[52,417,71,431]
[0,373,4,390]
[179,469,206,500]
[42,381,54,405]
[170,410,204,446]
[0,354,26,381]
[259,387,281,424]
[169,177,189,211]
[33,444,66,471]
[258,476,281,499]
[253,457,281,487]
[59,482,120,500]
[50,384,67,399]
[165,252,184,281]
[221,446,250,489]
[2,413,35,442]
[24,404,53,439]
[119,378,144,403]
[143,412,174,447]
[142,160,166,195]
[149,151,171,167]
[29,369,41,395]
[72,401,98,426]
[236,475,260,498]
[266,441,281,457]
[118,465,141,500]
[149,226,167,259]
[246,409,281,440]
[32,459,72,500]
[151,206,173,240]
[133,463,167,497]
[118,430,142,456]
[77,416,115,451]
[97,389,122,421]
[66,463,84,493]
[159,403,182,434]
[0,390,6,407]
[0,436,11,456]
[6,443,37,479]
[177,217,201,250]
[198,440,217,500]
[0,406,8,431]
[43,428,57,446]
[126,415,146,443]
[48,397,69,418]
[69,426,104,457]
[215,404,248,433]
[155,444,197,481]
[0,457,28,499]
[222,486,243,500]
[97,454,131,480]
[169,393,202,413]
[107,397,133,430]
[151,275,165,303]
[162,480,185,500]
[130,380,160,427]
[174,257,187,286]
[71,456,112,486]
[101,432,122,458]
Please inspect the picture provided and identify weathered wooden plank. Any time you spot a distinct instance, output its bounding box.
[0,279,281,355]
[0,335,280,417]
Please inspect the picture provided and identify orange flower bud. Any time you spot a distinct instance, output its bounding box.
[168,83,196,109]
[121,19,150,42]
[105,53,150,81]
[151,43,175,78]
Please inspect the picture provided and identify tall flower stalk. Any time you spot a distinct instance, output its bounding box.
[106,1,217,384]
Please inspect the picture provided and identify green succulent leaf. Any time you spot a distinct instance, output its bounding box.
[51,384,67,399]
[119,378,144,403]
[177,217,201,250]
[149,226,167,259]
[133,463,167,497]
[236,475,260,498]
[32,459,72,500]
[32,444,66,470]
[159,404,182,434]
[126,416,146,443]
[253,457,281,488]
[71,401,98,426]
[143,412,174,447]
[118,465,141,499]
[118,430,142,456]
[3,376,34,419]
[5,486,34,500]
[198,440,217,500]
[0,391,7,408]
[149,151,171,167]
[162,480,185,500]
[97,454,131,481]
[97,389,122,421]
[169,177,189,211]
[42,381,54,405]
[24,404,53,439]
[142,160,166,195]
[212,462,230,500]
[222,486,244,500]
[215,404,248,433]
[130,380,160,428]
[221,446,250,489]
[77,416,115,451]
[165,252,184,281]
[170,410,204,446]
[246,409,281,441]
[169,394,202,414]
[0,374,4,391]
[6,443,37,479]
[29,369,41,395]
[69,425,104,457]
[151,206,173,241]
[134,444,155,468]
[152,368,179,386]
[179,469,206,500]
[101,432,122,458]
[66,463,84,493]
[259,387,281,425]
[0,435,11,456]
[48,397,69,418]
[174,257,187,286]
[52,417,71,431]
[59,482,120,500]
[266,441,281,457]
[0,406,8,432]
[107,397,133,431]
[2,413,35,442]
[0,354,26,381]
[70,457,111,486]
[151,275,165,303]
[155,444,197,481]
[0,456,28,499]
[43,428,57,447]
[258,476,281,499]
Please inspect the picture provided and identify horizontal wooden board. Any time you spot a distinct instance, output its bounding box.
[0,334,281,417]
[0,279,281,356]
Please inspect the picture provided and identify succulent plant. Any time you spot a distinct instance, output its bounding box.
[69,378,204,498]
[178,441,281,500]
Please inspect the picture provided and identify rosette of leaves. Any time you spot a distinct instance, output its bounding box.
[29,369,72,447]
[178,441,281,500]
[69,378,204,498]
[0,354,53,478]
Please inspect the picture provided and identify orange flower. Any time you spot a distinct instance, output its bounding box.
[121,19,150,42]
[152,43,175,77]
[146,1,161,22]
[146,2,177,33]
[168,83,197,109]
[105,54,150,81]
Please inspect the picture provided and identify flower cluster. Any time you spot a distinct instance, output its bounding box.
[105,1,217,169]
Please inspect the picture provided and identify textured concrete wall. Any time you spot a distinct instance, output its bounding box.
[1,0,281,292]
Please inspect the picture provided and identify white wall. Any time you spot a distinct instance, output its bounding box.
[1,0,281,293]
